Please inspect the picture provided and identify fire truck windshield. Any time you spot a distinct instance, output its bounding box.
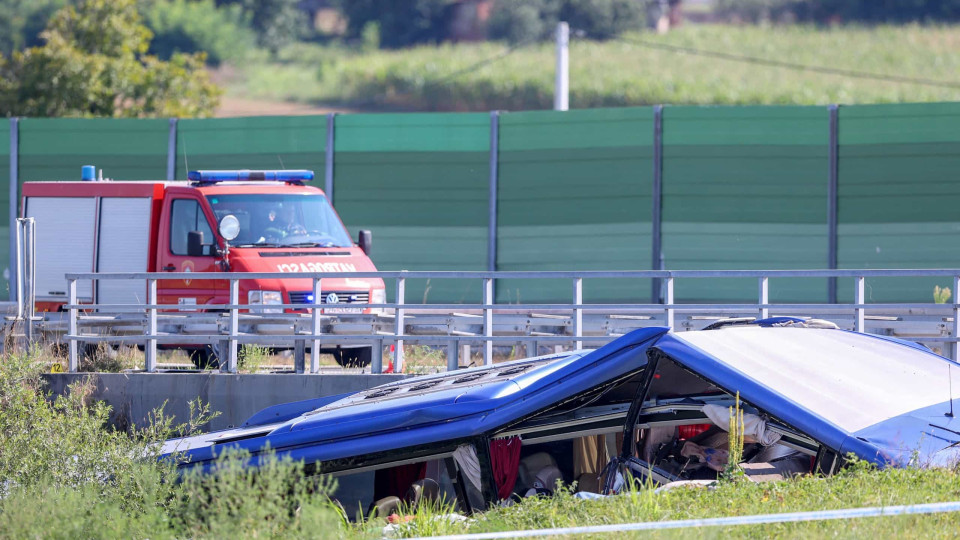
[206,193,354,248]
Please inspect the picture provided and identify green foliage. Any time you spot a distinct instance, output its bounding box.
[236,24,960,110]
[488,0,644,43]
[0,0,67,57]
[718,0,960,23]
[0,0,221,117]
[559,0,646,39]
[240,0,305,55]
[78,343,144,372]
[0,347,343,538]
[715,0,800,23]
[144,0,254,65]
[171,449,340,537]
[721,392,747,483]
[238,343,271,373]
[488,0,555,43]
[934,285,952,304]
[335,0,456,48]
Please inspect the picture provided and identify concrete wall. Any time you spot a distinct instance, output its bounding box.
[43,373,408,432]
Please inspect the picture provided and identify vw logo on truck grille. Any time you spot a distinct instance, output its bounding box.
[289,291,370,304]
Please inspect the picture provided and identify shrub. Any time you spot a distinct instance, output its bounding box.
[144,0,254,65]
[488,0,644,43]
[0,347,343,537]
[488,0,555,44]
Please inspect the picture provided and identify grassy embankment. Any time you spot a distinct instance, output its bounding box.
[5,348,960,538]
[230,24,960,112]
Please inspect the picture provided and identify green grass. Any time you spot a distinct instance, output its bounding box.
[230,24,960,111]
[6,347,960,538]
[392,464,960,538]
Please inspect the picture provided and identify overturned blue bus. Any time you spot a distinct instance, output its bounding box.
[161,318,960,513]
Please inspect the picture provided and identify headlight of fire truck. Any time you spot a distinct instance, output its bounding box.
[248,290,283,314]
[371,288,386,315]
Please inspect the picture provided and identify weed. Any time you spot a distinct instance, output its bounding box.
[78,343,143,373]
[721,392,747,483]
[934,285,952,304]
[402,344,447,375]
[238,343,271,373]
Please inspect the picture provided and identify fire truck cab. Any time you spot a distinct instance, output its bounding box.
[23,168,385,368]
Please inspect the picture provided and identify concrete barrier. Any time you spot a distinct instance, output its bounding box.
[43,373,409,432]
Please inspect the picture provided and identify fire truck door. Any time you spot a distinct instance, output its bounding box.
[157,197,224,310]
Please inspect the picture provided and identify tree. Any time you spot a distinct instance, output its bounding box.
[334,0,456,49]
[240,0,305,55]
[0,0,221,117]
[0,0,67,57]
[488,0,644,44]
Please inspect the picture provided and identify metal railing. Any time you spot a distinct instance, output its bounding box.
[53,269,960,374]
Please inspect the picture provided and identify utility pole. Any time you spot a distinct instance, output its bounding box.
[554,21,569,111]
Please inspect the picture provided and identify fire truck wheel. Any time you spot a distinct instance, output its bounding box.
[336,347,372,368]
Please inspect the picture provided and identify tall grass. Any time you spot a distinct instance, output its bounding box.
[5,347,960,538]
[0,350,344,538]
[234,24,960,111]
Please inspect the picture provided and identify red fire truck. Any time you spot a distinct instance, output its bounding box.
[22,168,385,367]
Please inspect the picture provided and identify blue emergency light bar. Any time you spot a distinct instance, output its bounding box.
[188,170,315,183]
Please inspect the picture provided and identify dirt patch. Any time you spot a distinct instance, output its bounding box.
[215,97,360,117]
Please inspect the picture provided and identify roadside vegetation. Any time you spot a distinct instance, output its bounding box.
[5,346,960,538]
[232,23,960,111]
[6,1,960,117]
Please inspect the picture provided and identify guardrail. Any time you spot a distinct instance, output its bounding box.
[54,269,960,374]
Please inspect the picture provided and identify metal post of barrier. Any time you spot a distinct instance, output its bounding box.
[14,219,23,321]
[759,277,769,320]
[226,279,239,372]
[145,279,157,372]
[394,275,405,372]
[166,118,177,181]
[827,104,839,304]
[68,278,78,372]
[9,118,18,303]
[573,277,583,349]
[664,277,675,329]
[854,276,865,333]
[447,339,459,371]
[650,104,663,304]
[325,113,336,205]
[953,275,960,361]
[488,111,499,275]
[483,277,493,365]
[372,338,383,374]
[23,218,35,345]
[294,340,305,373]
[310,277,322,374]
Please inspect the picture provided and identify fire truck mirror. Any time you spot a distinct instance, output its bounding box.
[218,214,240,241]
[358,230,372,255]
[187,231,205,257]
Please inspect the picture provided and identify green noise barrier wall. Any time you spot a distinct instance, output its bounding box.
[333,113,490,304]
[661,106,829,303]
[175,116,326,180]
[18,118,168,184]
[0,119,9,296]
[497,108,654,304]
[837,102,960,302]
[8,102,960,307]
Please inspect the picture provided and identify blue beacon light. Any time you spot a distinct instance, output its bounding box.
[188,170,315,183]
